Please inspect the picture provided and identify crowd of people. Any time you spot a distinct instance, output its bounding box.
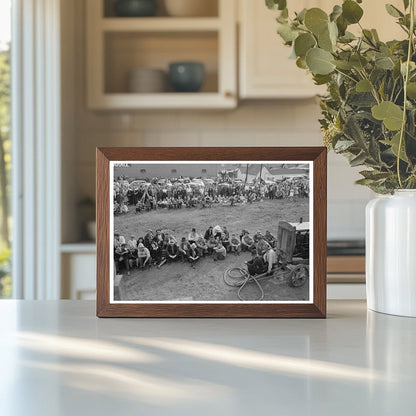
[113,175,309,215]
[114,225,281,277]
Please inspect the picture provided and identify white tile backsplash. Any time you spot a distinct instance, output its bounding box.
[74,100,371,240]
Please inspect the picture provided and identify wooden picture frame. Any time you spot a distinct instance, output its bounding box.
[96,147,327,318]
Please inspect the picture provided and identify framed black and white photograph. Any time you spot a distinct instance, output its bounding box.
[96,147,327,317]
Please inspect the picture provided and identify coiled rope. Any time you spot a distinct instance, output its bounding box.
[223,267,273,301]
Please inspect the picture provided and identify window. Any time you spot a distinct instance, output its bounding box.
[140,169,146,174]
[201,169,207,174]
[0,0,11,298]
[0,1,11,298]
[171,169,177,174]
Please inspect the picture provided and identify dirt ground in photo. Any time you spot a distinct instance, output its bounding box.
[115,198,310,302]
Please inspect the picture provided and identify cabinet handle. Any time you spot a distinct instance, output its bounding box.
[225,91,234,99]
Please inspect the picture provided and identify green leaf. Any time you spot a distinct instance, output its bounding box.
[407,82,416,99]
[385,4,404,18]
[294,33,316,58]
[350,151,367,167]
[371,29,380,42]
[336,15,348,36]
[330,5,342,22]
[277,23,298,43]
[382,132,409,162]
[344,114,367,147]
[306,48,335,75]
[313,74,332,85]
[372,101,404,131]
[355,178,378,186]
[296,8,307,23]
[339,31,356,43]
[375,55,395,70]
[318,27,334,52]
[403,0,410,10]
[360,170,392,181]
[333,60,353,70]
[334,140,355,152]
[266,0,287,11]
[356,79,372,92]
[342,0,364,24]
[350,54,368,70]
[304,8,329,35]
[296,57,308,69]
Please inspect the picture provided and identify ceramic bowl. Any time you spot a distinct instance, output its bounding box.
[168,62,205,92]
[128,68,167,93]
[114,0,158,17]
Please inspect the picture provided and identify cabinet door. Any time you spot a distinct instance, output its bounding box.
[239,0,404,99]
[239,0,325,99]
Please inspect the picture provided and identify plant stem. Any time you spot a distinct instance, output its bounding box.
[397,0,415,188]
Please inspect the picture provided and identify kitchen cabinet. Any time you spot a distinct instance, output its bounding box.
[239,0,325,99]
[61,245,96,300]
[238,0,404,99]
[86,0,237,109]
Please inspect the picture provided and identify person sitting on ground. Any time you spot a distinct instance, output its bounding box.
[150,239,163,267]
[137,243,151,269]
[188,242,199,267]
[127,235,138,268]
[241,231,255,252]
[213,225,223,239]
[213,241,227,261]
[230,233,241,255]
[115,243,130,275]
[247,250,267,276]
[179,237,190,262]
[188,228,200,245]
[154,229,164,245]
[114,232,126,249]
[135,201,144,214]
[264,230,277,248]
[256,235,271,256]
[207,236,217,255]
[221,228,231,252]
[144,229,153,250]
[167,239,179,262]
[204,226,214,241]
[263,247,278,275]
[253,230,263,244]
[196,235,208,257]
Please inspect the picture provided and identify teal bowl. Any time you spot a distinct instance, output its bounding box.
[114,0,158,17]
[168,62,205,93]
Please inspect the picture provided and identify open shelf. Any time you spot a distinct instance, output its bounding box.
[104,31,218,94]
[101,17,221,32]
[104,0,219,18]
[87,0,236,109]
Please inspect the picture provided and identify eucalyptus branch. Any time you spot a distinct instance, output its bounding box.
[359,69,381,104]
[334,68,358,84]
[397,0,415,188]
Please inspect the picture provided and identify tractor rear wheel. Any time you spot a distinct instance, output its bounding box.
[288,265,309,287]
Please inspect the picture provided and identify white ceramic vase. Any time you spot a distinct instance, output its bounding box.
[366,190,416,317]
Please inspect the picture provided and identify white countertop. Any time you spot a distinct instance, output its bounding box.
[0,300,415,415]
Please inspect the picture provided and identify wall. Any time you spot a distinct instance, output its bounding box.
[61,0,374,243]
